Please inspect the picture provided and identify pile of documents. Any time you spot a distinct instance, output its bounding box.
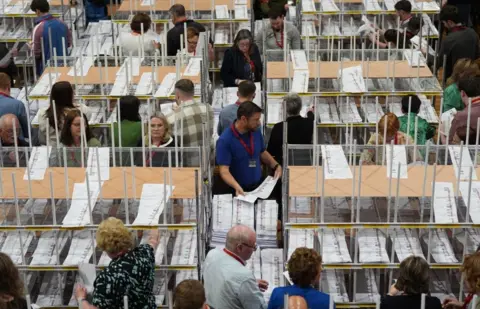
[358,229,390,263]
[2,231,34,264]
[424,230,457,263]
[31,231,68,265]
[246,248,262,279]
[288,229,315,260]
[63,230,96,266]
[211,194,234,248]
[256,200,278,248]
[354,270,379,302]
[321,270,349,303]
[318,229,352,263]
[172,230,197,265]
[261,249,284,302]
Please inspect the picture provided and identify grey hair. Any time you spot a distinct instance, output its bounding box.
[284,93,302,116]
[225,225,252,251]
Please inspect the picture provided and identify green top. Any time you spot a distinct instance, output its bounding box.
[62,138,102,167]
[443,84,464,113]
[113,120,142,148]
[398,113,435,146]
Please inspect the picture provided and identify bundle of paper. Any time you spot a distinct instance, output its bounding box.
[354,270,379,302]
[260,249,284,302]
[424,229,457,263]
[257,200,278,248]
[1,231,34,264]
[318,229,352,263]
[392,229,425,261]
[432,182,459,223]
[176,269,199,284]
[153,273,167,306]
[36,273,66,307]
[31,231,69,265]
[455,229,480,255]
[132,184,175,226]
[211,194,234,248]
[288,229,315,260]
[181,199,197,222]
[322,270,349,303]
[358,229,390,263]
[317,102,341,124]
[63,230,96,266]
[171,230,197,265]
[246,248,262,279]
[233,197,255,228]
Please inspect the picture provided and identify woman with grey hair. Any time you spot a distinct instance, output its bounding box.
[266,93,314,166]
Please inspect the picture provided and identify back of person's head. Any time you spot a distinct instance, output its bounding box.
[287,247,322,288]
[237,81,256,100]
[401,95,422,114]
[174,280,206,309]
[440,5,460,24]
[97,217,133,255]
[458,76,480,98]
[169,4,186,18]
[30,0,49,12]
[287,296,307,309]
[284,93,302,116]
[131,13,151,33]
[175,79,195,98]
[384,29,407,48]
[237,101,263,120]
[0,73,11,90]
[394,0,411,13]
[462,252,480,294]
[0,252,24,304]
[396,255,430,295]
[378,113,400,138]
[407,16,421,34]
[119,95,141,122]
[268,7,285,20]
[60,109,92,146]
[455,125,477,145]
[47,81,75,129]
[447,58,480,86]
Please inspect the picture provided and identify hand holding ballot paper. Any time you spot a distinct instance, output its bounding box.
[237,176,279,204]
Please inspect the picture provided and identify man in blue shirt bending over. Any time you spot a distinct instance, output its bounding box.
[216,101,281,196]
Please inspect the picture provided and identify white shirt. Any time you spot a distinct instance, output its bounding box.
[119,31,158,56]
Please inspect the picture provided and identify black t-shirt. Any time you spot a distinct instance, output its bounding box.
[381,295,442,309]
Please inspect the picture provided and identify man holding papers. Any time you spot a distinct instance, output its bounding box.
[216,101,281,196]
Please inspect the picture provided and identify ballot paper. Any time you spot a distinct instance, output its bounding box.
[354,270,379,302]
[288,229,315,259]
[215,5,230,19]
[214,29,229,45]
[110,75,129,96]
[211,194,234,248]
[246,249,262,279]
[183,58,202,76]
[456,229,480,255]
[31,231,68,265]
[152,273,167,305]
[135,72,154,95]
[320,0,339,12]
[238,176,279,203]
[358,229,390,263]
[261,249,284,302]
[317,102,341,124]
[23,146,51,180]
[417,96,439,124]
[63,231,95,266]
[117,57,142,77]
[21,199,48,215]
[132,184,175,225]
[86,147,110,181]
[140,231,170,265]
[291,70,309,93]
[459,182,480,224]
[404,50,426,67]
[302,0,315,12]
[318,229,352,263]
[433,182,458,223]
[392,229,425,261]
[362,103,384,123]
[322,270,350,303]
[302,22,317,37]
[62,182,103,226]
[339,65,366,93]
[290,197,313,215]
[2,231,34,264]
[425,229,458,263]
[30,73,60,96]
[68,56,95,76]
[321,145,352,179]
[410,35,436,57]
[231,197,255,228]
[257,200,278,248]
[154,73,177,97]
[448,146,477,180]
[176,269,199,283]
[171,230,197,265]
[78,263,97,294]
[339,99,363,123]
[291,50,308,71]
[363,0,382,11]
[97,252,111,266]
[439,108,457,136]
[234,5,248,19]
[386,145,408,179]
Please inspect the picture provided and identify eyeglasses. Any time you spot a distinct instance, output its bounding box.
[241,242,257,251]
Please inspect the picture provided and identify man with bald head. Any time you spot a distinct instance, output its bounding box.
[203,224,267,309]
[287,296,308,309]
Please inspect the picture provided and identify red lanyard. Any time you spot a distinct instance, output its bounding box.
[463,294,474,309]
[273,28,284,49]
[451,25,467,33]
[235,100,242,106]
[230,124,254,156]
[0,92,11,98]
[394,134,398,145]
[471,97,480,104]
[244,55,255,74]
[223,248,245,266]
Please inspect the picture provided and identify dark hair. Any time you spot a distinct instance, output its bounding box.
[456,126,477,144]
[131,13,151,33]
[0,73,11,89]
[401,95,422,114]
[0,252,24,308]
[394,0,411,13]
[169,4,186,17]
[46,81,75,129]
[175,79,195,97]
[60,109,94,146]
[407,16,421,34]
[237,101,263,120]
[238,81,256,98]
[287,247,322,288]
[119,95,141,122]
[384,29,408,48]
[30,0,49,12]
[396,256,430,295]
[440,5,460,24]
[173,280,206,309]
[458,77,480,98]
[268,7,285,19]
[233,29,254,54]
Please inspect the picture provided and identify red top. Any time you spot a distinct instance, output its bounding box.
[471,97,480,105]
[451,25,467,33]
[223,248,245,266]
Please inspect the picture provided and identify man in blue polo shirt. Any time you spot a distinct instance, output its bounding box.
[216,101,281,196]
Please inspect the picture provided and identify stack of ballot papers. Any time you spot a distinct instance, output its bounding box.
[211,194,234,248]
[455,229,480,255]
[354,270,379,302]
[318,229,352,263]
[172,230,197,265]
[36,273,65,307]
[322,270,349,303]
[358,229,390,263]
[153,273,167,306]
[246,248,262,279]
[261,249,284,302]
[2,231,34,264]
[423,229,457,263]
[288,229,315,259]
[392,229,425,261]
[233,197,255,227]
[31,231,69,265]
[256,200,278,248]
[63,230,96,266]
[289,197,313,216]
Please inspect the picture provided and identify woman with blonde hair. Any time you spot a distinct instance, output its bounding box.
[361,113,422,165]
[75,217,160,309]
[443,58,480,112]
[443,252,480,309]
[136,114,175,167]
[0,252,27,309]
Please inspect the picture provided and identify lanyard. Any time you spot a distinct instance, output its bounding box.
[463,293,474,309]
[273,28,284,49]
[230,124,254,156]
[235,100,242,106]
[0,92,12,98]
[451,25,467,33]
[223,248,245,266]
[471,97,480,104]
[394,134,398,145]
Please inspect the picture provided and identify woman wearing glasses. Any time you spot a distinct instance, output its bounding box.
[186,27,214,61]
[136,114,175,167]
[220,29,262,87]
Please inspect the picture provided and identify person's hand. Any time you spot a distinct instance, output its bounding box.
[257,279,269,292]
[235,187,245,197]
[75,285,87,300]
[388,283,399,296]
[152,41,160,49]
[441,0,447,7]
[274,165,282,179]
[443,297,463,309]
